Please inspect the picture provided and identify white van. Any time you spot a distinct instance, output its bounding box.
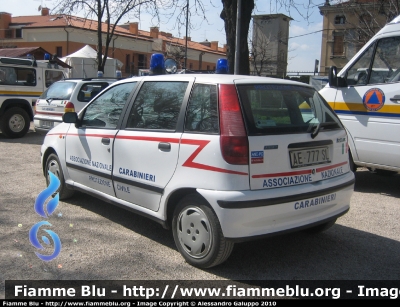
[320,15,400,176]
[0,56,66,138]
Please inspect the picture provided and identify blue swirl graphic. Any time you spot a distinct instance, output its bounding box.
[29,221,62,261]
[34,171,60,217]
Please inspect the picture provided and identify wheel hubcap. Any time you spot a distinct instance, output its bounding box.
[9,114,25,133]
[47,159,60,183]
[177,207,212,259]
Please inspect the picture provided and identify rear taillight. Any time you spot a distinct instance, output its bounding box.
[64,101,75,113]
[219,84,249,165]
[34,99,39,114]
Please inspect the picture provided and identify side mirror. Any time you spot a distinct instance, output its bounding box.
[328,66,347,87]
[63,112,78,125]
[328,66,338,87]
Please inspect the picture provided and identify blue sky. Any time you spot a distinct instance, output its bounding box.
[6,0,324,73]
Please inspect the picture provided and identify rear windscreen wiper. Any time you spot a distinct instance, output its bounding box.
[46,97,65,103]
[311,122,340,139]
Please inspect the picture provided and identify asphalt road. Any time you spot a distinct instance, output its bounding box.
[1,127,400,298]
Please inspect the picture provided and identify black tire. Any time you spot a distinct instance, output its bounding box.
[0,107,30,138]
[45,153,75,200]
[349,151,357,173]
[375,169,398,176]
[303,219,336,234]
[172,194,234,268]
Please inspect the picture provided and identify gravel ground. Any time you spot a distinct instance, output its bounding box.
[1,126,400,299]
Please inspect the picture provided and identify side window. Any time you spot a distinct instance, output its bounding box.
[185,84,219,133]
[45,70,64,87]
[81,82,137,129]
[333,33,344,56]
[126,81,188,130]
[0,66,35,86]
[345,42,375,86]
[77,82,111,102]
[334,15,346,25]
[374,37,400,83]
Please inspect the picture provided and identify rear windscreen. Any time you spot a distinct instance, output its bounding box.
[39,82,77,100]
[237,84,343,135]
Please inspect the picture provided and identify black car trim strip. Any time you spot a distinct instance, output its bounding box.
[287,140,333,148]
[66,183,167,228]
[217,178,355,209]
[66,162,112,180]
[113,176,164,194]
[66,162,164,194]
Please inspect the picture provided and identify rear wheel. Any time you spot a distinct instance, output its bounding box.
[45,153,75,200]
[303,219,336,234]
[0,107,30,138]
[172,194,234,268]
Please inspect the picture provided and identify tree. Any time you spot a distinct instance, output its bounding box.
[163,0,316,75]
[53,0,159,73]
[53,0,315,75]
[164,43,186,69]
[219,0,316,75]
[250,30,273,76]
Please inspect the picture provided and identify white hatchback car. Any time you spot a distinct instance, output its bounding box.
[41,74,355,268]
[34,78,116,133]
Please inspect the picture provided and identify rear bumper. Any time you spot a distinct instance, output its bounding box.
[33,115,62,133]
[197,172,355,240]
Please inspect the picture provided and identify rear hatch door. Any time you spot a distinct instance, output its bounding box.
[35,81,77,122]
[235,81,350,191]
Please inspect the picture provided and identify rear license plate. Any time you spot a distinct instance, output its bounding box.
[41,121,54,128]
[290,147,330,168]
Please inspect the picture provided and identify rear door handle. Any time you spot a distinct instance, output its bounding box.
[102,138,110,145]
[158,142,171,151]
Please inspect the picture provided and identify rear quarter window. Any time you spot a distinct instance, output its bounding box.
[77,82,111,102]
[185,83,219,134]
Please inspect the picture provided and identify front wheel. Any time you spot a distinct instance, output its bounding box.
[45,153,75,200]
[0,107,30,138]
[172,195,234,268]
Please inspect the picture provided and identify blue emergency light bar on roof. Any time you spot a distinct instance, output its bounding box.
[216,58,229,74]
[148,53,229,75]
[149,53,165,75]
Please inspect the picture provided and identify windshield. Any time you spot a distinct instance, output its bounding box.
[40,82,77,100]
[237,84,343,136]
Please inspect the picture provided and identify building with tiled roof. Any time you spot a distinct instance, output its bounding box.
[0,7,227,77]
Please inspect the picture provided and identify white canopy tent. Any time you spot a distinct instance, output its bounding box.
[61,45,123,78]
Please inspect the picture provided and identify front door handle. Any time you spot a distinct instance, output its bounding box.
[158,142,171,151]
[390,95,400,103]
[102,138,110,145]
